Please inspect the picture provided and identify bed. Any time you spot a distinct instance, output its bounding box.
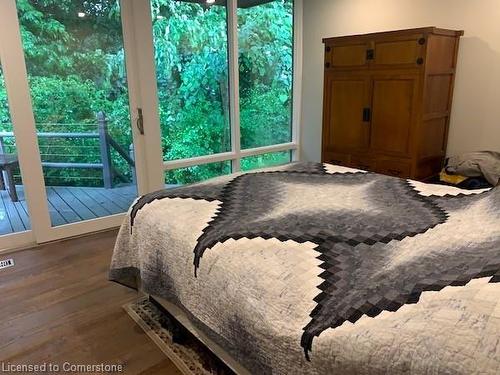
[110,162,500,375]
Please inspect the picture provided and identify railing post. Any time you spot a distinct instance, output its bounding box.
[97,111,113,189]
[129,144,137,185]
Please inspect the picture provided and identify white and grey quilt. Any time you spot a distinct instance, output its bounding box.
[110,163,500,375]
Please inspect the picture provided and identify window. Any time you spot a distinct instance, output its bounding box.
[241,151,291,171]
[165,161,231,186]
[152,0,298,185]
[151,0,231,162]
[0,0,300,248]
[238,0,294,149]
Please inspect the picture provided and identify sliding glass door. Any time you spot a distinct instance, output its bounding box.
[0,0,153,247]
[16,0,139,230]
[0,0,302,250]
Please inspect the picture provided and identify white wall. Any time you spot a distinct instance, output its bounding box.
[301,0,500,162]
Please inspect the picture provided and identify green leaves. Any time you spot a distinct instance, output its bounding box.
[2,0,294,187]
[153,0,293,183]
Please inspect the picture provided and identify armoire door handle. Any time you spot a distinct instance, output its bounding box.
[366,49,375,60]
[362,108,371,122]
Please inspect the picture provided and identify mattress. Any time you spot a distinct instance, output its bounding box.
[110,162,500,374]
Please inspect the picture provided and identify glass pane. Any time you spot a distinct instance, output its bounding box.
[238,0,294,149]
[17,0,138,227]
[152,1,231,161]
[0,60,31,235]
[241,151,291,172]
[165,161,231,187]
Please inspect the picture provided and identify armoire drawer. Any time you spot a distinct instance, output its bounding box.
[372,38,425,67]
[324,41,371,69]
[376,159,411,178]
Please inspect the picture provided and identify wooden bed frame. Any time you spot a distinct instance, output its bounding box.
[148,295,252,375]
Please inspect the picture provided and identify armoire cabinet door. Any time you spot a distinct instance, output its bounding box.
[323,73,371,153]
[370,74,419,155]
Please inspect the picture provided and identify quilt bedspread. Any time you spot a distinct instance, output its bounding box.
[110,163,500,375]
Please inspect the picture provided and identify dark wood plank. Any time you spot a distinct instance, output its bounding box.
[13,199,31,230]
[110,185,137,197]
[53,187,97,221]
[2,190,27,232]
[46,187,81,223]
[107,185,138,202]
[0,232,113,289]
[15,187,65,227]
[80,188,124,215]
[88,188,129,211]
[0,185,138,232]
[11,187,32,230]
[98,187,137,211]
[137,359,182,375]
[0,230,182,375]
[0,190,13,235]
[45,200,69,227]
[66,187,112,217]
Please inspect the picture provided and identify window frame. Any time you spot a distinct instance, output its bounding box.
[158,0,303,176]
[0,0,303,250]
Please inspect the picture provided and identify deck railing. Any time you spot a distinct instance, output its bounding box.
[0,111,135,189]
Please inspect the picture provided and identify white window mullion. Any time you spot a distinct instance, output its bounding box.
[240,143,297,159]
[292,0,303,162]
[164,152,236,171]
[227,0,241,172]
[161,141,298,172]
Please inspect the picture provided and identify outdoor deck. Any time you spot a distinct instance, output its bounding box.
[0,185,137,235]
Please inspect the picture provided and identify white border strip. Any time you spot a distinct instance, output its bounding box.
[164,152,236,170]
[163,142,297,171]
[240,142,297,158]
[227,0,242,172]
[292,0,303,162]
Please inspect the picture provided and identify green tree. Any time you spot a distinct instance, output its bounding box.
[0,0,293,187]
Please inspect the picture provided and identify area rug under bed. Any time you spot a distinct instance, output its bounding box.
[123,297,234,375]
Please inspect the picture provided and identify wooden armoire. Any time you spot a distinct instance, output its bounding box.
[321,27,463,180]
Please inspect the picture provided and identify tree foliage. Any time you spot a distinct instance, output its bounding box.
[0,0,293,187]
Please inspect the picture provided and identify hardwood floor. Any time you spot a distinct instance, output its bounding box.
[0,230,182,375]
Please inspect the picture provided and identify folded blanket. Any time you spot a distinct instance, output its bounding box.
[446,151,500,186]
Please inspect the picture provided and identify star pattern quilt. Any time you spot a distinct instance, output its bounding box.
[110,163,500,375]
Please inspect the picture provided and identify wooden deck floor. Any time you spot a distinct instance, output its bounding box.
[0,185,137,235]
